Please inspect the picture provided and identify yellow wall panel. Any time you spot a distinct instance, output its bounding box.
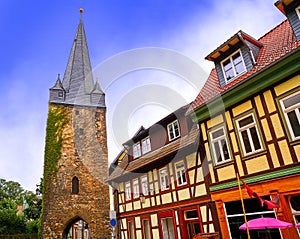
[246,156,269,174]
[263,90,276,113]
[217,165,235,181]
[152,229,159,238]
[135,217,141,228]
[178,188,190,201]
[195,184,207,197]
[161,193,172,204]
[268,144,280,168]
[136,230,142,239]
[279,140,293,165]
[153,169,158,181]
[119,204,124,213]
[271,114,285,139]
[126,203,132,211]
[173,191,177,202]
[294,145,300,162]
[148,171,153,182]
[143,198,151,208]
[151,214,158,227]
[274,75,300,96]
[188,170,195,185]
[133,201,141,210]
[119,182,124,191]
[201,123,207,141]
[261,118,272,142]
[156,196,161,205]
[225,111,233,130]
[200,205,207,222]
[204,143,215,183]
[254,95,264,117]
[235,155,243,177]
[197,168,204,183]
[232,100,252,117]
[230,132,239,153]
[169,164,173,175]
[151,197,155,206]
[122,218,127,229]
[186,153,196,168]
[207,114,224,129]
[154,182,159,194]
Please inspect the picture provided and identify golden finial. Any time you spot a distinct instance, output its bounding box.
[79,8,84,14]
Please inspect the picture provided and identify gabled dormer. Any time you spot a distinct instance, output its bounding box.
[275,0,300,40]
[205,31,263,87]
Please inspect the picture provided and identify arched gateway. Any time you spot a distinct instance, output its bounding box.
[41,10,110,239]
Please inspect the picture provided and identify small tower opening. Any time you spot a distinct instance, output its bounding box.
[72,176,79,194]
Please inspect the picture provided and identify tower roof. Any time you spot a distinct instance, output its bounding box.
[49,10,105,108]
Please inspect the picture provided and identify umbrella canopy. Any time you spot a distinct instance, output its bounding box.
[239,217,293,230]
[296,223,300,228]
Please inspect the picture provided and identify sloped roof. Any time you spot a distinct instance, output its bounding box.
[106,123,199,182]
[189,20,300,113]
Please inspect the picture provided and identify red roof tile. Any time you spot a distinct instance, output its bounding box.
[189,20,300,112]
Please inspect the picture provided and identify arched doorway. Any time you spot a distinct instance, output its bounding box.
[63,217,91,239]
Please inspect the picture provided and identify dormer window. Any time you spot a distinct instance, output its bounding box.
[221,50,246,82]
[141,137,151,154]
[167,120,180,141]
[133,143,141,159]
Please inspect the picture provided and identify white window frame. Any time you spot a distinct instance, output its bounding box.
[175,161,187,186]
[159,168,169,191]
[133,179,139,199]
[280,91,300,141]
[221,49,246,83]
[142,137,151,154]
[133,142,141,159]
[296,5,300,20]
[141,176,149,196]
[167,120,180,141]
[236,113,263,156]
[125,182,131,201]
[210,126,231,165]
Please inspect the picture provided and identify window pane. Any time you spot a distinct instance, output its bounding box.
[221,139,230,160]
[250,127,261,150]
[238,115,254,128]
[241,131,252,153]
[212,128,224,139]
[234,61,245,75]
[288,110,300,137]
[174,122,180,137]
[283,93,300,108]
[213,142,222,163]
[168,125,174,139]
[185,210,198,219]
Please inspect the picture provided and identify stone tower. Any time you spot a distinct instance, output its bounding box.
[42,10,110,239]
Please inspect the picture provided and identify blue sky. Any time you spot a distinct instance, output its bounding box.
[0,0,285,191]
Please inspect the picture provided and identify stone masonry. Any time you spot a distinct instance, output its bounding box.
[42,104,110,238]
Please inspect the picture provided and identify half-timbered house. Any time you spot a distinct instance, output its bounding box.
[107,105,220,239]
[188,0,300,238]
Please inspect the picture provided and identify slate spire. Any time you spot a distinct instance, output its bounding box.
[49,9,105,108]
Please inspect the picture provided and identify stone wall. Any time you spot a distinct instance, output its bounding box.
[42,104,111,239]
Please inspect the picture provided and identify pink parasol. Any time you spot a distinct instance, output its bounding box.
[239,217,293,230]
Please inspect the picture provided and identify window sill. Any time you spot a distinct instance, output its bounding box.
[214,159,234,169]
[242,149,267,161]
[225,70,247,85]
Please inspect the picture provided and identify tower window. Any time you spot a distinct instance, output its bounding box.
[72,176,79,194]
